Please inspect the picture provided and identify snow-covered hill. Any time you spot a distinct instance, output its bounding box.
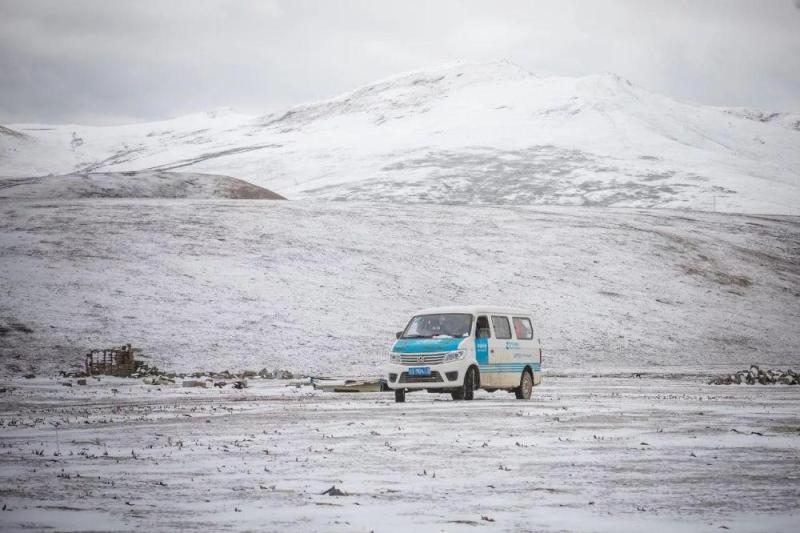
[0,171,284,200]
[2,200,798,377]
[2,60,798,213]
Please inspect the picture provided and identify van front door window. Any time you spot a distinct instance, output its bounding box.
[402,314,472,339]
[476,316,491,338]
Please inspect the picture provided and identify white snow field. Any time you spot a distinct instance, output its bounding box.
[1,200,798,378]
[2,60,799,213]
[1,59,799,532]
[0,375,798,532]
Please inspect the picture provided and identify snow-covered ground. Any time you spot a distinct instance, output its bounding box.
[1,199,798,378]
[0,374,798,532]
[2,60,799,213]
[1,58,798,533]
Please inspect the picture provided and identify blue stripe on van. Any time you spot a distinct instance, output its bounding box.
[392,337,463,353]
[479,363,540,366]
[475,337,489,365]
[479,362,541,373]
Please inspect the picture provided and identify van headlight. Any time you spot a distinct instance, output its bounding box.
[390,352,402,364]
[443,350,465,362]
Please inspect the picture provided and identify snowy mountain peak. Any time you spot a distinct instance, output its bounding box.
[2,61,799,214]
[370,58,536,86]
[203,107,244,119]
[578,71,636,91]
[253,59,535,127]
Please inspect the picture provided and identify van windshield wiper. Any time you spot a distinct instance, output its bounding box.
[402,334,429,339]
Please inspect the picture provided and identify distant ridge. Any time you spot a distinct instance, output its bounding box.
[0,125,28,139]
[0,171,285,200]
[1,60,798,213]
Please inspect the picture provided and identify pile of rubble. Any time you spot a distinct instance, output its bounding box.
[142,375,175,386]
[57,354,300,388]
[58,360,163,380]
[182,368,294,380]
[180,378,248,389]
[130,361,163,377]
[176,369,297,389]
[709,366,799,385]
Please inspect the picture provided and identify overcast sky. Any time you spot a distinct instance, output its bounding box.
[1,0,799,125]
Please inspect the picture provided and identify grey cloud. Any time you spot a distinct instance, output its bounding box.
[1,0,799,124]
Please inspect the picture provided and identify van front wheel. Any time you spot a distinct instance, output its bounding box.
[515,370,533,400]
[394,389,406,403]
[452,367,475,401]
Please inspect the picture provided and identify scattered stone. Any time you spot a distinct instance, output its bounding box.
[143,376,174,386]
[731,429,766,436]
[61,381,72,387]
[58,370,88,378]
[76,379,87,386]
[709,366,798,385]
[23,373,35,379]
[57,364,300,385]
[321,485,346,496]
[182,380,208,388]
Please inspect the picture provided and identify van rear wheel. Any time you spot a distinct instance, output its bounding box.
[515,370,533,400]
[394,389,406,403]
[451,367,475,401]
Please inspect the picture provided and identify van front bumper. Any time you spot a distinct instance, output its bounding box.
[385,360,468,390]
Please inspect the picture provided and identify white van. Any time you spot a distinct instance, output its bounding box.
[385,306,542,402]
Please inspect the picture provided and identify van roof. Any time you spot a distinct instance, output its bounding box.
[412,305,532,316]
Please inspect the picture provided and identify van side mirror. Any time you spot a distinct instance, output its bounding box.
[477,328,490,339]
[395,331,403,339]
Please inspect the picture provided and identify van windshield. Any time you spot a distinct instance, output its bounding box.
[402,314,473,339]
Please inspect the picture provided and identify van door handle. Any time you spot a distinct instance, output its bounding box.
[490,349,494,354]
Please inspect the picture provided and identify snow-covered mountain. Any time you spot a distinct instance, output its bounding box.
[2,60,799,213]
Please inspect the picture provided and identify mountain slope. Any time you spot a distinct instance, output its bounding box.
[1,200,798,377]
[0,171,285,200]
[2,60,799,213]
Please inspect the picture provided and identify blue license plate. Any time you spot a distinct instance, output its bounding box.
[408,367,431,377]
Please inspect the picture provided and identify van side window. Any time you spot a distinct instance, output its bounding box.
[513,317,534,340]
[476,316,491,339]
[491,316,512,339]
